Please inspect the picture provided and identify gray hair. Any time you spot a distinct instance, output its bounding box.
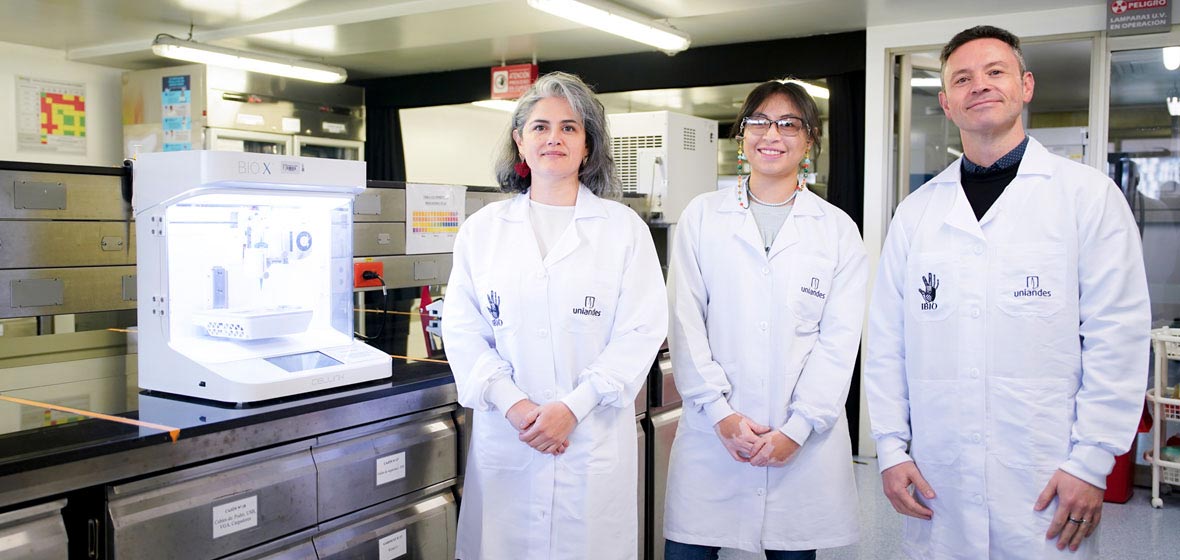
[494,71,620,199]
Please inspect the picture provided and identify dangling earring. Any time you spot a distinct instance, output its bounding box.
[798,145,812,191]
[735,134,749,209]
[514,154,530,178]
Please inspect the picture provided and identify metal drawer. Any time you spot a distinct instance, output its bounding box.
[0,499,67,560]
[353,187,405,223]
[106,441,317,560]
[0,265,137,318]
[218,528,318,560]
[0,221,136,269]
[353,222,406,257]
[313,406,457,522]
[0,170,129,220]
[351,254,452,291]
[313,483,457,560]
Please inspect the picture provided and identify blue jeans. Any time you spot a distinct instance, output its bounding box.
[664,540,817,560]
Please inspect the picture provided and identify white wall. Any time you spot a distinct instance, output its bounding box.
[859,4,1109,457]
[400,103,510,187]
[0,41,124,166]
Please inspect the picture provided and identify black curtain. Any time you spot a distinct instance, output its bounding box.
[355,31,866,182]
[826,70,866,232]
[366,107,407,182]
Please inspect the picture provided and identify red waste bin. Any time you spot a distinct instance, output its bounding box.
[1106,403,1153,504]
[1104,439,1136,503]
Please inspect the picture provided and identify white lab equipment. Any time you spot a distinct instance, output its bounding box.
[608,111,717,224]
[134,151,390,403]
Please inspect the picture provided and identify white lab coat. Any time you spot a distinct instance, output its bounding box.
[442,186,667,560]
[664,187,866,552]
[866,138,1151,559]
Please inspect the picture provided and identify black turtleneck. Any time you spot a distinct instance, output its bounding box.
[960,163,1019,220]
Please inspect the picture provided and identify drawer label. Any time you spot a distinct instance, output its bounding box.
[212,495,258,539]
[376,451,406,486]
[379,529,407,559]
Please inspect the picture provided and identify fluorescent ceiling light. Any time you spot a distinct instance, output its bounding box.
[1165,47,1180,71]
[151,34,347,84]
[911,77,942,88]
[781,79,829,100]
[527,0,691,54]
[472,100,519,112]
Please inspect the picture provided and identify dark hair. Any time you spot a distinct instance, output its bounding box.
[733,80,822,159]
[493,71,620,198]
[939,25,1027,84]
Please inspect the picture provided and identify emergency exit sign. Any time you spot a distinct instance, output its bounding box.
[491,63,538,100]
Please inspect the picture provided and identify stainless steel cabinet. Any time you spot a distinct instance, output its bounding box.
[105,441,317,560]
[313,406,457,521]
[648,406,682,560]
[0,499,67,560]
[313,484,457,559]
[218,529,317,560]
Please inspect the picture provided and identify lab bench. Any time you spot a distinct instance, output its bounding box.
[0,361,461,559]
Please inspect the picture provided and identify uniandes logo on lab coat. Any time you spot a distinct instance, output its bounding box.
[800,277,826,299]
[1014,275,1052,298]
[918,272,940,310]
[572,295,602,317]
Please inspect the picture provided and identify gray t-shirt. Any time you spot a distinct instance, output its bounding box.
[750,200,794,254]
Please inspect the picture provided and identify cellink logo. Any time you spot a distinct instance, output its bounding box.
[800,276,826,299]
[572,295,602,316]
[1014,275,1052,298]
[918,273,939,310]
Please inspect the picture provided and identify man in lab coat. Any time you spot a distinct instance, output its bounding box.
[866,25,1150,559]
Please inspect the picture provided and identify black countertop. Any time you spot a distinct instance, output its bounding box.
[0,360,454,480]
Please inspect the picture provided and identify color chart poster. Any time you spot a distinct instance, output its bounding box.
[406,183,466,254]
[16,76,87,154]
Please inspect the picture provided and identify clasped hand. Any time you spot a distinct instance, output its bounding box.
[506,399,576,455]
[714,413,800,466]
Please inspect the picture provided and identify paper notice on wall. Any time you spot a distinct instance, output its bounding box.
[405,183,466,255]
[161,75,193,151]
[16,76,87,154]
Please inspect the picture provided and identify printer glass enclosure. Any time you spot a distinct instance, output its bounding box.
[165,192,353,358]
[135,151,390,403]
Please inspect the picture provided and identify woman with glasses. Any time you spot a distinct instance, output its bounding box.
[662,80,866,559]
[442,71,667,559]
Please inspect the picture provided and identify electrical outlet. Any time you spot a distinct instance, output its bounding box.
[354,261,384,288]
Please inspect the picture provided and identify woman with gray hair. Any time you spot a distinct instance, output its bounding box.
[442,71,667,559]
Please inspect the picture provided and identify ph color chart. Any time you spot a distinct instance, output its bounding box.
[411,211,461,233]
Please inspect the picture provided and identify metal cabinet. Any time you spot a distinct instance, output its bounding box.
[313,483,457,559]
[637,419,647,560]
[312,406,457,521]
[218,529,317,560]
[105,441,317,560]
[0,499,67,560]
[648,406,682,560]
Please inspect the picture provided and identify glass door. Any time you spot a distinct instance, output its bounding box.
[889,36,1095,213]
[1108,45,1180,328]
[205,128,292,155]
[294,136,364,161]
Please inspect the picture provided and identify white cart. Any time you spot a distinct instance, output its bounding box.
[1148,327,1180,508]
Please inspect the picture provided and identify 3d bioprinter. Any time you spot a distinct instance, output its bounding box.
[134,151,390,403]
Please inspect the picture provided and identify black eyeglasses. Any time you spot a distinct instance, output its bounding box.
[741,116,808,137]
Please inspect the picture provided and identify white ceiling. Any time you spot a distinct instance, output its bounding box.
[0,0,1107,80]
